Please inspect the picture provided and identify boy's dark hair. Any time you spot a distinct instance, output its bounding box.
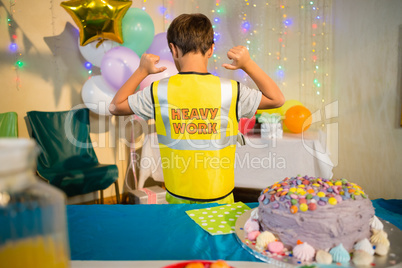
[167,13,214,56]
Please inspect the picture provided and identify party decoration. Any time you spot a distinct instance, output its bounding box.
[60,0,132,46]
[146,32,173,62]
[122,8,155,56]
[81,76,116,116]
[278,99,303,116]
[239,116,256,135]
[258,113,283,139]
[78,39,120,67]
[283,105,312,133]
[256,107,282,116]
[139,60,178,91]
[100,46,140,91]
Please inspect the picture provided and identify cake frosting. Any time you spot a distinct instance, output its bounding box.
[257,176,375,252]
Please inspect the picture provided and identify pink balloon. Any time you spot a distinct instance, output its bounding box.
[101,47,140,91]
[139,60,178,91]
[146,32,173,62]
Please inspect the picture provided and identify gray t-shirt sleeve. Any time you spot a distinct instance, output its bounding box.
[238,83,262,119]
[127,86,154,121]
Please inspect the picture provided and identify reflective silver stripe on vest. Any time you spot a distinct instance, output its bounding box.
[156,77,237,151]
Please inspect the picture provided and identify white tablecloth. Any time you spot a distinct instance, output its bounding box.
[234,131,334,189]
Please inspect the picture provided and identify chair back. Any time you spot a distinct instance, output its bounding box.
[26,109,98,172]
[0,112,18,137]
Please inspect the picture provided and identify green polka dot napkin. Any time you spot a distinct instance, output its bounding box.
[186,202,251,235]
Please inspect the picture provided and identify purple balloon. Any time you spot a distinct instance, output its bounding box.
[146,32,173,62]
[101,47,140,91]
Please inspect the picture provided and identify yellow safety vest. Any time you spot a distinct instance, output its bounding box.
[151,73,239,201]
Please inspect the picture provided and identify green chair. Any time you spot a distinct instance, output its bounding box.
[0,112,18,137]
[27,108,120,204]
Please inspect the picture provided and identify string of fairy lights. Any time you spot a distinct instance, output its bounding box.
[5,0,331,117]
[7,0,23,89]
[158,0,332,117]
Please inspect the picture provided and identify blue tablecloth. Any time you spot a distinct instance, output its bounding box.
[67,199,401,261]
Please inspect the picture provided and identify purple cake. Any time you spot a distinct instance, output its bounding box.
[257,176,375,252]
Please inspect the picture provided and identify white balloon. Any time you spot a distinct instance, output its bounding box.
[139,60,178,91]
[78,39,119,67]
[81,75,115,115]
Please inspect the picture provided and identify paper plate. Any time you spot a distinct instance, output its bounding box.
[235,208,402,267]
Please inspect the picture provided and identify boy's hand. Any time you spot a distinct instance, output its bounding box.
[222,46,252,70]
[139,53,167,75]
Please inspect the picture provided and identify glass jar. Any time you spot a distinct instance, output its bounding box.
[0,138,70,267]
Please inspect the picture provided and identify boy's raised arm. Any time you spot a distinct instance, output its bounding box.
[222,46,285,109]
[109,54,167,115]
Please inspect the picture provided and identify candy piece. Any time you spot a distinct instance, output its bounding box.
[370,216,384,230]
[370,229,389,246]
[258,194,265,202]
[290,205,298,214]
[328,197,337,205]
[329,243,350,263]
[354,238,374,255]
[250,208,259,220]
[317,191,326,198]
[267,241,284,253]
[315,250,332,264]
[308,203,317,211]
[297,190,306,196]
[299,203,308,212]
[374,243,389,256]
[185,262,204,268]
[247,230,260,241]
[211,260,230,268]
[244,218,260,233]
[320,197,328,202]
[256,231,276,252]
[306,194,313,200]
[292,242,315,262]
[272,202,280,209]
[299,198,307,204]
[263,198,270,205]
[291,199,298,205]
[335,180,343,186]
[317,200,326,206]
[352,250,374,266]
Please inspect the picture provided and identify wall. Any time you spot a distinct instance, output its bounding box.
[332,0,402,199]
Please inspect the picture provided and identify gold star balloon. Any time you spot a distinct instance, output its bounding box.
[61,0,132,46]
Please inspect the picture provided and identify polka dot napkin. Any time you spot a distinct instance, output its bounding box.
[185,202,251,235]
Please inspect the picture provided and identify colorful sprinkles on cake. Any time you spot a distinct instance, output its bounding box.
[259,176,368,214]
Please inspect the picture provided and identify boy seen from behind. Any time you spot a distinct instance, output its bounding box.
[110,13,284,204]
